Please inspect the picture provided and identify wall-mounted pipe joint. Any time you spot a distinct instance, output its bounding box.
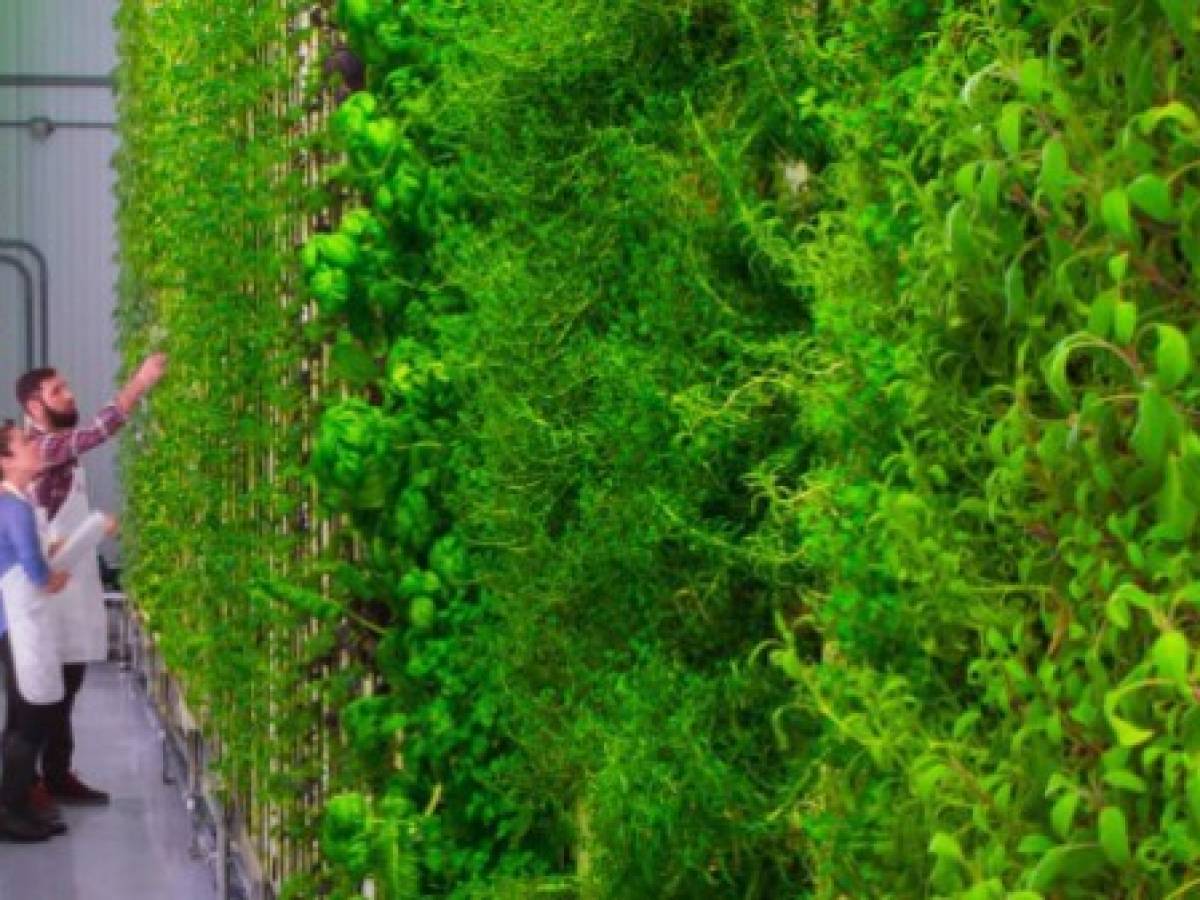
[0,117,117,138]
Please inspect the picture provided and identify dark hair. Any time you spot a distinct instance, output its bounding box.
[0,419,16,458]
[15,368,56,411]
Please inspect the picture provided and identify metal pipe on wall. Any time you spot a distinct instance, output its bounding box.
[0,253,37,371]
[0,74,113,89]
[0,239,49,364]
[0,119,116,131]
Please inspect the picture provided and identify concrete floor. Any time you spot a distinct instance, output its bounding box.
[0,663,217,900]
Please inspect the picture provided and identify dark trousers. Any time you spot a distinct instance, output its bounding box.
[0,635,55,812]
[1,637,84,788]
[1,633,19,735]
[42,663,85,785]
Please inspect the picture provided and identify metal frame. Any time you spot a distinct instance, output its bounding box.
[116,595,273,900]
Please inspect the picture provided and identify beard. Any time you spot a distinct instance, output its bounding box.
[44,405,79,429]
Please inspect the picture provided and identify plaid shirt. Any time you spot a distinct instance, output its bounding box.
[30,403,127,521]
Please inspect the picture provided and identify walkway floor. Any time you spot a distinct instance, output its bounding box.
[0,662,217,900]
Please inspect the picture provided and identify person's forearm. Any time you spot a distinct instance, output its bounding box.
[114,352,167,416]
[114,370,154,416]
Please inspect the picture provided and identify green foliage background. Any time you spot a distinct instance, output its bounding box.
[115,0,1200,896]
[113,0,331,875]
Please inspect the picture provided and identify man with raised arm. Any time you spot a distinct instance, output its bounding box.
[8,351,167,807]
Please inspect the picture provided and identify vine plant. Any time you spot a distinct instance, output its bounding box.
[114,0,1200,897]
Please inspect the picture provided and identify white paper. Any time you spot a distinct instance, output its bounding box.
[50,511,109,571]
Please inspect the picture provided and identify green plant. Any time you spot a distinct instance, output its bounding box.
[116,0,1200,895]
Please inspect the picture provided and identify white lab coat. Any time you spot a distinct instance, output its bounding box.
[1,485,62,705]
[45,466,109,664]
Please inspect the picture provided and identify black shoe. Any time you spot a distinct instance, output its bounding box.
[0,806,55,842]
[28,805,67,836]
[45,772,110,806]
[40,817,67,836]
[28,780,63,821]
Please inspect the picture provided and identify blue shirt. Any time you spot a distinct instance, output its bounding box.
[0,490,51,635]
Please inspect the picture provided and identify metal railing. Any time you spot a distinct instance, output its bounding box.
[111,593,272,900]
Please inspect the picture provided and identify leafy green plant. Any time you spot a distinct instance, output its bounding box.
[116,0,1200,896]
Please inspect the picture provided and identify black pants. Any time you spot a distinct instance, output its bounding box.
[1,638,84,787]
[1,633,19,734]
[0,635,55,812]
[41,663,85,786]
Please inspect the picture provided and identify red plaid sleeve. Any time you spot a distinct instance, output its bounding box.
[35,403,128,468]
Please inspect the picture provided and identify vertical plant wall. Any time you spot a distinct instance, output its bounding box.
[113,0,334,885]
[115,0,1200,897]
